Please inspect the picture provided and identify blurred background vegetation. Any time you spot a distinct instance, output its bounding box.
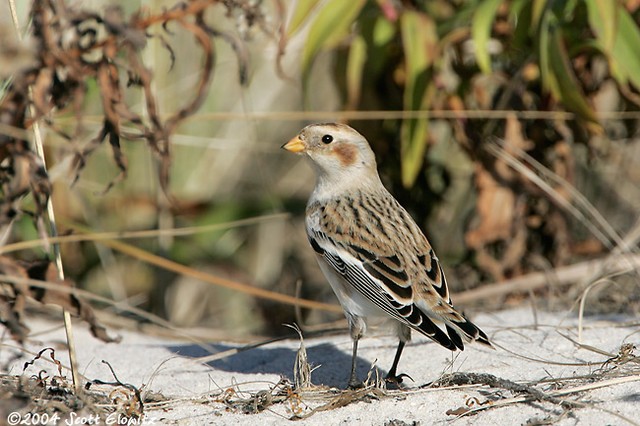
[0,0,639,342]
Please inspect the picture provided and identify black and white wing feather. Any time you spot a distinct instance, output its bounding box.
[306,191,491,351]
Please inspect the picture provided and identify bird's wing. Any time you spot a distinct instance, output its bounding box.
[308,228,459,350]
[307,193,490,350]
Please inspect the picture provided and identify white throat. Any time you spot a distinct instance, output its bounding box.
[309,164,384,203]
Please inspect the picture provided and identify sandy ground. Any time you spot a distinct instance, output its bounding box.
[1,307,639,425]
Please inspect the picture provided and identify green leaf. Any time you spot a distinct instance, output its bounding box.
[346,34,367,109]
[585,0,618,51]
[538,10,560,98]
[400,11,437,187]
[287,0,321,37]
[400,118,429,188]
[600,6,640,91]
[509,0,533,51]
[585,0,640,90]
[547,25,601,130]
[539,10,600,131]
[509,0,529,19]
[401,11,435,87]
[530,0,548,31]
[300,0,366,79]
[372,15,396,47]
[471,0,502,74]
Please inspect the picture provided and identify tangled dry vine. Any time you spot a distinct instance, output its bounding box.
[0,0,279,343]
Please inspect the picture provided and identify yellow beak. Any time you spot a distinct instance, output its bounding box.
[281,135,306,153]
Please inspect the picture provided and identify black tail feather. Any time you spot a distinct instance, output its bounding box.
[412,309,492,351]
[417,312,457,350]
[453,317,492,347]
[446,323,465,350]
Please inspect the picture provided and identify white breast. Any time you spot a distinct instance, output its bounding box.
[315,255,386,319]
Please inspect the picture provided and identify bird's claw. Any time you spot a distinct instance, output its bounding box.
[385,372,414,386]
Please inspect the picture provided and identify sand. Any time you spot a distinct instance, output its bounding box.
[2,307,639,425]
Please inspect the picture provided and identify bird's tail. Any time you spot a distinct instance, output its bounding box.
[412,306,492,351]
[444,316,492,351]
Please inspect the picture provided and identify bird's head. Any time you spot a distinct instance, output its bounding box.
[282,123,378,187]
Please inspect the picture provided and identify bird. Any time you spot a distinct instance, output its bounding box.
[282,123,492,388]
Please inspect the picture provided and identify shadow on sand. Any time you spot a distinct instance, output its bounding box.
[167,341,378,389]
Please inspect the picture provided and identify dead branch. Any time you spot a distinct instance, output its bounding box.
[454,254,640,305]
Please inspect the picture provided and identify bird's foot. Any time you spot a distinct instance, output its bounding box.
[385,372,413,388]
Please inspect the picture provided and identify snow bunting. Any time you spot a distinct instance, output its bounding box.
[283,123,491,388]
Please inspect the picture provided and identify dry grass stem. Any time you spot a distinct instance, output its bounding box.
[0,213,290,255]
[0,273,222,353]
[177,109,640,122]
[286,324,314,390]
[454,254,640,305]
[8,0,80,392]
[485,141,613,248]
[90,233,342,313]
[577,280,617,342]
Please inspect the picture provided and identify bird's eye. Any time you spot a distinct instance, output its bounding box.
[321,134,333,144]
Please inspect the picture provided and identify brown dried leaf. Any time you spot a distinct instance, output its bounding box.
[495,114,534,181]
[446,406,470,416]
[465,161,530,280]
[465,165,515,248]
[0,256,119,343]
[0,257,31,341]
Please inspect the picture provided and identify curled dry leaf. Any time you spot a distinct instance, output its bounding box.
[465,164,528,281]
[0,0,276,346]
[0,256,119,343]
[465,115,535,280]
[1,0,272,216]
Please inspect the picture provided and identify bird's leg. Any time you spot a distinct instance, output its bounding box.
[348,337,362,389]
[347,315,365,389]
[386,340,405,381]
[386,324,413,386]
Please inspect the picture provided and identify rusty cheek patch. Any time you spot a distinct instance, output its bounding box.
[332,144,357,166]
